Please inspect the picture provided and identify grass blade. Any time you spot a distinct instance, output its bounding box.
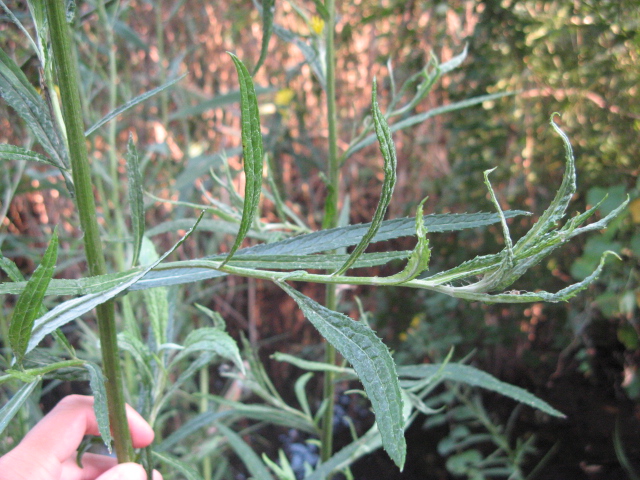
[84,74,186,136]
[153,451,204,480]
[280,284,406,469]
[125,136,145,267]
[9,228,58,365]
[253,0,275,75]
[334,79,397,275]
[216,422,276,480]
[85,362,113,452]
[221,53,264,266]
[0,379,41,436]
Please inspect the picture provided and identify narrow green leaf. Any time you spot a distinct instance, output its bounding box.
[0,379,41,436]
[169,88,274,121]
[153,451,204,480]
[126,136,145,267]
[117,331,154,383]
[438,43,469,74]
[216,422,276,480]
[156,411,232,452]
[515,114,577,252]
[85,362,113,452]
[222,53,264,266]
[345,90,517,158]
[312,0,329,19]
[253,0,275,75]
[397,363,564,417]
[84,74,186,136]
[0,48,69,169]
[280,285,406,469]
[335,79,397,276]
[9,228,58,365]
[25,214,204,354]
[0,251,25,282]
[0,1,39,53]
[0,143,66,169]
[272,23,326,89]
[381,199,430,284]
[172,327,245,374]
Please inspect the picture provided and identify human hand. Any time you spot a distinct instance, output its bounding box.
[0,395,162,480]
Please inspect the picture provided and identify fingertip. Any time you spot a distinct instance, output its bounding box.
[96,462,147,480]
[153,469,164,480]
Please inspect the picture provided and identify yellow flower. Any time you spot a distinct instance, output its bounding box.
[274,88,295,108]
[310,15,325,35]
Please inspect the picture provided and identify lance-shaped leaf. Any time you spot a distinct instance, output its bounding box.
[280,284,406,469]
[221,53,264,266]
[25,215,204,354]
[398,363,564,417]
[84,74,186,136]
[126,136,145,267]
[0,143,67,170]
[0,48,68,169]
[335,79,397,276]
[253,0,275,75]
[0,379,41,436]
[171,327,245,374]
[9,228,58,365]
[85,362,113,452]
[153,451,203,480]
[380,199,430,284]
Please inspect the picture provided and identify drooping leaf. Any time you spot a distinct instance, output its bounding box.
[9,228,58,365]
[85,362,113,452]
[0,144,66,169]
[84,74,186,136]
[126,136,145,267]
[117,331,154,383]
[280,284,406,469]
[0,48,69,169]
[221,53,264,265]
[397,363,564,417]
[335,79,397,276]
[25,215,204,354]
[0,379,41,436]
[216,422,276,480]
[172,327,245,374]
[253,0,275,75]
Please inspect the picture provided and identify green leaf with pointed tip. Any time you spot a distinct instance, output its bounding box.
[85,362,112,452]
[253,0,275,75]
[0,143,66,169]
[345,90,517,158]
[335,79,397,276]
[222,53,264,266]
[126,136,145,267]
[172,327,245,374]
[0,379,41,436]
[84,74,185,136]
[9,228,58,365]
[280,284,406,469]
[397,363,564,417]
[153,451,204,480]
[25,215,204,354]
[515,115,576,252]
[382,199,430,284]
[156,411,231,452]
[0,48,68,169]
[216,422,276,480]
[272,23,326,89]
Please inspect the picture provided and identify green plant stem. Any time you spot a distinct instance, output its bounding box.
[45,0,134,462]
[321,0,339,468]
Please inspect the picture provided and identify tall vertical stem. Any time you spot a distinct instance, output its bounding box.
[45,0,134,462]
[321,0,339,467]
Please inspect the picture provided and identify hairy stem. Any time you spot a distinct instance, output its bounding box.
[45,0,134,462]
[321,0,340,468]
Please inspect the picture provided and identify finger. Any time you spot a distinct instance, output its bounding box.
[95,463,147,480]
[17,395,154,463]
[59,453,117,480]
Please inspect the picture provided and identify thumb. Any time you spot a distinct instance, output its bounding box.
[96,463,163,480]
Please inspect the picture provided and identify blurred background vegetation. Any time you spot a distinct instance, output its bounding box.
[1,0,639,478]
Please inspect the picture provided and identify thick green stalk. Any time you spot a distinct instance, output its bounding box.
[45,0,134,462]
[321,0,339,467]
